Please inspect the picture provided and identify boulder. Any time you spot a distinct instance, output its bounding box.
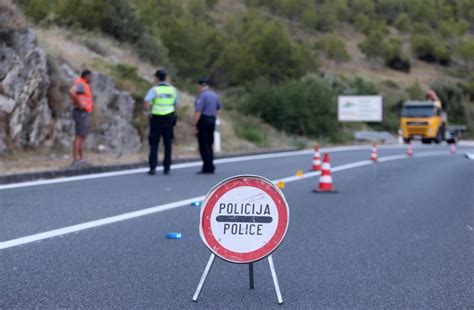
[58,66,141,155]
[0,28,53,151]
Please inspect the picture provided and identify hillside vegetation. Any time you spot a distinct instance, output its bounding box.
[17,0,474,139]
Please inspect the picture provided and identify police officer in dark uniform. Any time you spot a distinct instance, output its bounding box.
[193,78,221,174]
[144,69,178,175]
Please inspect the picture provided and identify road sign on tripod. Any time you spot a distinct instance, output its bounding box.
[193,175,290,305]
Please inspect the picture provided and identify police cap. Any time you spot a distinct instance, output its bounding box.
[155,69,167,81]
[197,77,210,86]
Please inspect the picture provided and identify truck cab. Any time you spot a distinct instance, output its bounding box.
[400,100,446,144]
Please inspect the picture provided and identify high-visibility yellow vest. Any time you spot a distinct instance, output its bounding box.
[151,85,177,115]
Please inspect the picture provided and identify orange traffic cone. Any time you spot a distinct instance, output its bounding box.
[312,145,321,171]
[313,153,336,193]
[370,144,378,162]
[450,143,456,154]
[407,143,413,158]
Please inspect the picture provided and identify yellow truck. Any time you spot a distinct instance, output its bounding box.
[400,99,446,144]
[400,90,464,144]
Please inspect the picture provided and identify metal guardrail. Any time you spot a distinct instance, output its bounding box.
[447,125,467,132]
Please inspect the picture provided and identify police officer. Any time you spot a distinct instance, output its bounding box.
[193,78,221,174]
[144,69,178,175]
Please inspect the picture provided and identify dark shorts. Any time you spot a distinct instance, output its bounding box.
[73,109,90,138]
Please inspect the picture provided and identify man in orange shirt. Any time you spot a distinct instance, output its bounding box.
[69,70,94,167]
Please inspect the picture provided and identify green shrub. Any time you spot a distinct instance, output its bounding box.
[462,74,474,101]
[230,113,267,146]
[381,80,400,89]
[211,11,318,87]
[350,0,375,19]
[359,30,386,61]
[457,39,474,70]
[411,34,436,62]
[221,87,247,111]
[242,75,339,139]
[136,29,173,70]
[351,77,378,95]
[353,13,371,34]
[394,13,410,32]
[20,0,159,56]
[314,3,337,32]
[109,63,151,98]
[18,0,51,23]
[430,80,466,124]
[411,34,451,65]
[240,127,265,145]
[384,37,411,72]
[317,34,350,65]
[405,82,424,100]
[386,56,411,72]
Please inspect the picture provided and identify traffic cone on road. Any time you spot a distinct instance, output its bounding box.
[450,143,456,154]
[407,143,413,158]
[370,144,378,162]
[312,145,321,171]
[313,153,336,193]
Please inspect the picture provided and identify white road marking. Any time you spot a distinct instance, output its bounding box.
[0,145,410,190]
[0,150,460,250]
[0,196,205,250]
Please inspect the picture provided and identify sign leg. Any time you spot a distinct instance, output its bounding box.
[192,254,216,302]
[268,255,283,305]
[249,263,254,289]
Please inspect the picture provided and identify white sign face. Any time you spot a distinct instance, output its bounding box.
[338,96,383,122]
[200,175,289,264]
[209,186,279,253]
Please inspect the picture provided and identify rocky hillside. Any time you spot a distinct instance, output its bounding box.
[2,0,473,165]
[0,19,140,155]
[0,1,298,162]
[0,26,51,154]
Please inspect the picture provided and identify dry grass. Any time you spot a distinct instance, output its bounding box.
[326,25,447,88]
[209,0,247,25]
[36,27,160,82]
[0,149,148,175]
[0,0,27,29]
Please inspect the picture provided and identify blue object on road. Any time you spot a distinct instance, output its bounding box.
[166,232,182,239]
[191,201,202,207]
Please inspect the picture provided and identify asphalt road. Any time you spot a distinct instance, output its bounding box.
[1,144,473,309]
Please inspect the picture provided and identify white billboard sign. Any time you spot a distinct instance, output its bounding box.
[338,96,383,122]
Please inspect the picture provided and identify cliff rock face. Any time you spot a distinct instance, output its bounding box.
[0,28,52,153]
[0,27,141,156]
[57,65,141,155]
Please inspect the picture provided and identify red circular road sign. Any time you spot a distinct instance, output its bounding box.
[199,175,289,264]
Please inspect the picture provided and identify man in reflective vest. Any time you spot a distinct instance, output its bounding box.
[144,69,178,175]
[69,69,94,167]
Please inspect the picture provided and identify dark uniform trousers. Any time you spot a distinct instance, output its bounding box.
[197,115,216,173]
[148,113,174,172]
